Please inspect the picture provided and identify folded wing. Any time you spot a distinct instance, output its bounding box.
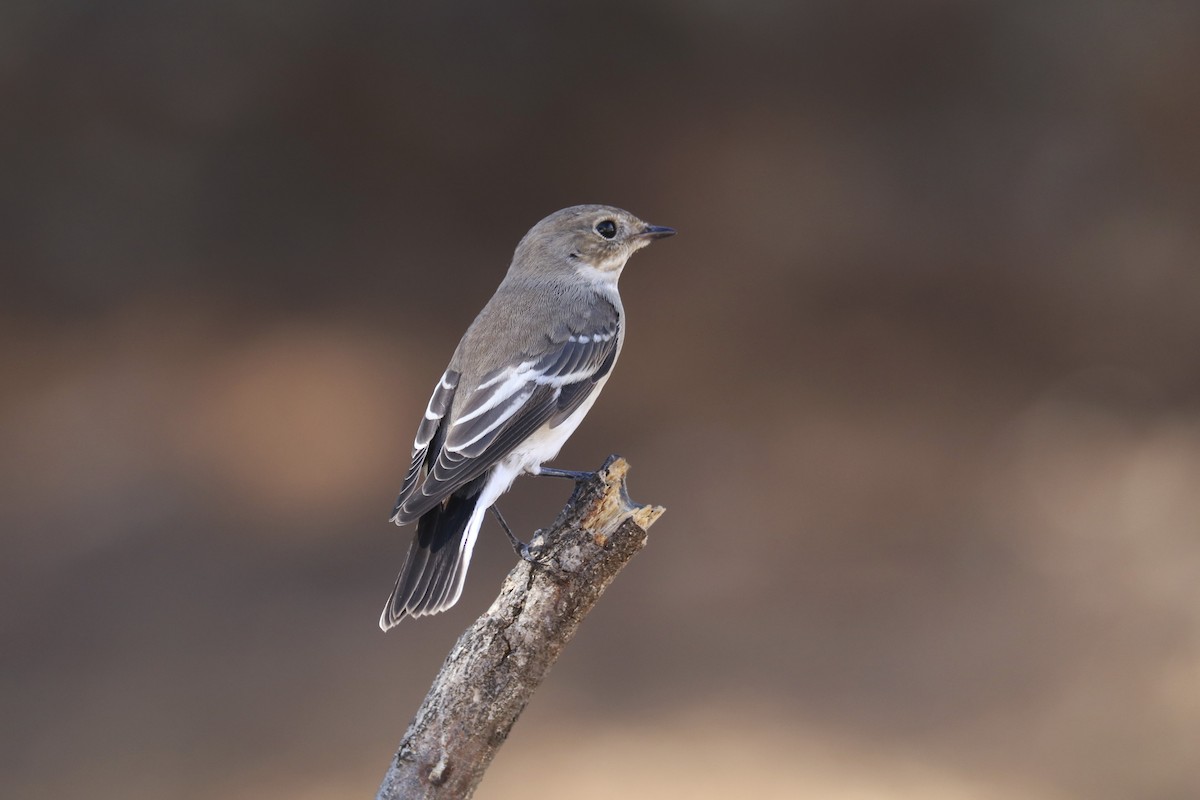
[390,313,619,525]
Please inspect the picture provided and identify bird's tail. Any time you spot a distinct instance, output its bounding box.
[379,475,488,631]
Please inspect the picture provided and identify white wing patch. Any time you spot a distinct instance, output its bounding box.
[446,345,608,455]
[454,362,536,424]
[450,386,535,451]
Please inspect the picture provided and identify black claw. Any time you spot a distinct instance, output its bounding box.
[518,541,554,568]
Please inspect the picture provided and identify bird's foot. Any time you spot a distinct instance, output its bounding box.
[518,536,554,568]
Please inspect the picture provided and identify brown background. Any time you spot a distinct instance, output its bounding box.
[3,3,1199,798]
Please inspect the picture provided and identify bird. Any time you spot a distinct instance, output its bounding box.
[379,204,675,630]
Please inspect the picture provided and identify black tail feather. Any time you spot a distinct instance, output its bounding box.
[379,475,486,630]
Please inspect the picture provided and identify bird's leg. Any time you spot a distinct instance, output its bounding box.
[489,505,526,555]
[489,505,550,565]
[533,466,596,482]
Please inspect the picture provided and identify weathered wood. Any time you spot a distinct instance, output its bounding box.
[376,455,663,800]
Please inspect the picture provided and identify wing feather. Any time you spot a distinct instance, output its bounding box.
[389,370,459,522]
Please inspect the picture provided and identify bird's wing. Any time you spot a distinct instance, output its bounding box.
[390,311,619,525]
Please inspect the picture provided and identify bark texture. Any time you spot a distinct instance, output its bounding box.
[376,455,663,800]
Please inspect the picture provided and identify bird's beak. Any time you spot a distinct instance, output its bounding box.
[633,224,677,240]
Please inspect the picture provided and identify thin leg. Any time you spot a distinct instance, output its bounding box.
[489,505,527,557]
[489,505,553,567]
[534,466,595,482]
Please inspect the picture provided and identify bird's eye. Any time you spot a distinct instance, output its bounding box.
[595,220,617,239]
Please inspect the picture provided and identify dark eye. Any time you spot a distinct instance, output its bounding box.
[595,220,617,239]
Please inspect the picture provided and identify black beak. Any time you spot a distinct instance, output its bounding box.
[635,224,677,240]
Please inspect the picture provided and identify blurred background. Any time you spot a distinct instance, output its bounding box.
[3,2,1199,798]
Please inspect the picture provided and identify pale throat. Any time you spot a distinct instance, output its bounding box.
[573,253,630,289]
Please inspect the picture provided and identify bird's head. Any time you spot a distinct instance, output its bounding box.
[513,204,675,280]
